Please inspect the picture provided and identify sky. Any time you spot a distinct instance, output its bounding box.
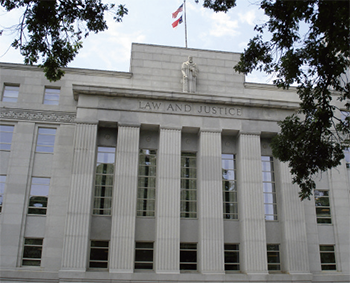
[0,0,270,83]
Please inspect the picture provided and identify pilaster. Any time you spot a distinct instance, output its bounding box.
[109,125,140,273]
[155,128,181,274]
[198,130,225,274]
[61,123,97,271]
[237,133,268,274]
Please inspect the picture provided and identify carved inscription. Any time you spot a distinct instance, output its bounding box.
[139,101,242,117]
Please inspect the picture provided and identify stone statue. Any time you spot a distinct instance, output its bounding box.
[182,56,199,93]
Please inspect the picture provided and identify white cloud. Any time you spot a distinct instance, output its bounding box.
[209,12,239,37]
[238,9,256,26]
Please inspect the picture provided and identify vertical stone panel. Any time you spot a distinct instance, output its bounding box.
[155,128,181,274]
[0,122,35,268]
[278,160,310,273]
[237,133,267,274]
[109,126,140,273]
[61,123,97,271]
[198,131,225,274]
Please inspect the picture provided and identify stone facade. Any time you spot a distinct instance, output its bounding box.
[0,43,349,283]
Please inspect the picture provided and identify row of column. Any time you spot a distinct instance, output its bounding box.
[61,123,310,274]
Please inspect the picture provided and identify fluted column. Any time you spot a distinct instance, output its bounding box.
[109,125,140,273]
[278,160,310,274]
[61,123,97,271]
[198,130,225,274]
[155,127,181,274]
[237,133,267,274]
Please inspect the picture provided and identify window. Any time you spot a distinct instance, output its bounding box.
[134,242,154,270]
[89,240,109,269]
[315,190,331,224]
[28,177,50,215]
[320,245,336,270]
[93,147,115,215]
[224,244,239,271]
[36,128,56,153]
[2,85,19,102]
[22,238,43,266]
[180,243,197,271]
[0,175,6,213]
[344,147,350,169]
[181,152,197,218]
[0,125,14,151]
[267,244,280,271]
[137,149,157,217]
[222,154,237,219]
[43,87,60,105]
[262,156,277,220]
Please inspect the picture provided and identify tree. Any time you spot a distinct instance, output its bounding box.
[0,0,128,81]
[204,0,349,199]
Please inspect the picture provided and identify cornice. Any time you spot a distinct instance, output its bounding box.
[0,108,76,123]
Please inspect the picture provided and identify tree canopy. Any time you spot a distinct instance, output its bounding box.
[210,0,349,199]
[0,0,128,81]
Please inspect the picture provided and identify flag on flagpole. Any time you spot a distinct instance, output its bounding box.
[172,4,183,18]
[172,15,183,28]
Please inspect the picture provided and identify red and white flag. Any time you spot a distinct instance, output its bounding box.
[172,15,183,28]
[172,4,183,18]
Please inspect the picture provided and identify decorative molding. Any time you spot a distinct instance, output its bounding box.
[0,108,76,123]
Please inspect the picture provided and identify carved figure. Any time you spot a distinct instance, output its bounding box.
[182,56,199,93]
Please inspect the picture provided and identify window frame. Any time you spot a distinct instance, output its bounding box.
[314,189,332,224]
[0,124,15,151]
[222,154,238,220]
[319,245,337,271]
[28,177,50,215]
[93,146,116,216]
[180,152,197,219]
[137,149,157,217]
[180,242,197,271]
[43,87,60,105]
[2,84,19,103]
[89,240,109,269]
[35,127,57,153]
[224,243,240,271]
[262,156,278,221]
[134,242,154,270]
[267,244,281,271]
[22,238,43,267]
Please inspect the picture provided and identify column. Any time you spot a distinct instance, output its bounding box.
[0,122,35,268]
[61,123,97,271]
[237,133,268,274]
[198,130,225,274]
[155,127,181,274]
[109,125,140,273]
[278,160,310,274]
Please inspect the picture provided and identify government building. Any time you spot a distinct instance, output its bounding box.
[0,43,349,283]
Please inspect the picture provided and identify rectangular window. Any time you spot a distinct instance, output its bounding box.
[28,177,50,215]
[320,245,336,270]
[267,244,280,271]
[262,156,277,220]
[36,128,56,153]
[0,125,14,151]
[224,244,239,271]
[89,240,109,269]
[315,190,331,224]
[137,149,157,217]
[2,85,19,102]
[22,238,43,266]
[181,152,197,218]
[43,87,60,105]
[344,147,350,169]
[0,175,6,213]
[222,154,237,219]
[135,242,154,270]
[93,147,115,215]
[180,243,197,271]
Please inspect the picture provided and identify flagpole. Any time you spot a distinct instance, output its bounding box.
[184,0,188,48]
